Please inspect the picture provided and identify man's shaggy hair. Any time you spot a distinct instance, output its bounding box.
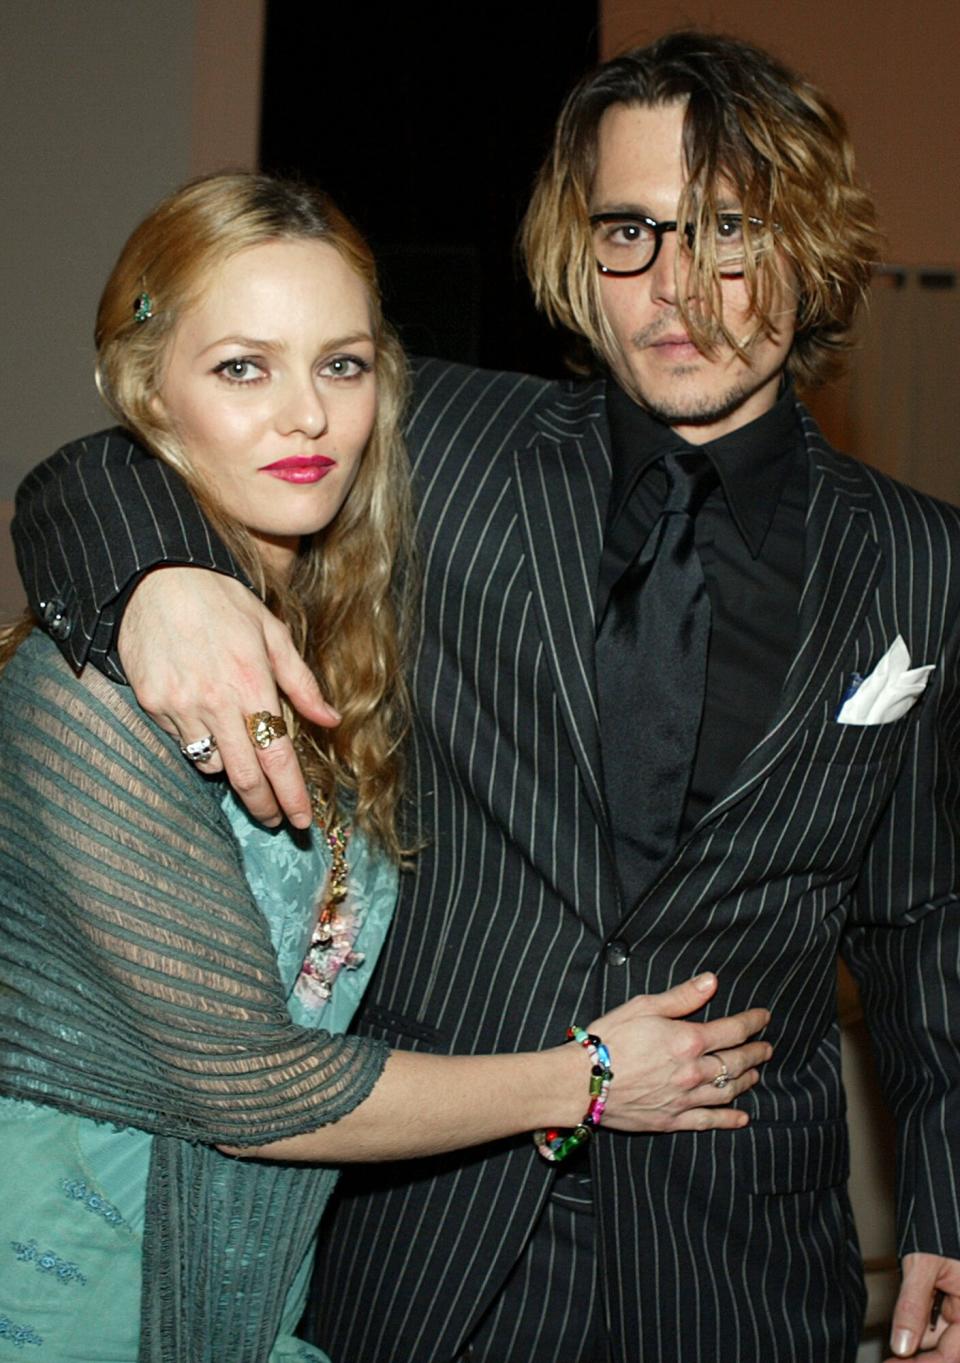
[522,31,883,388]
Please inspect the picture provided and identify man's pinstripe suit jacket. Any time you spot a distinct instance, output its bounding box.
[14,357,960,1363]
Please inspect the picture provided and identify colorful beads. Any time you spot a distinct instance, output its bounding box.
[533,1025,614,1163]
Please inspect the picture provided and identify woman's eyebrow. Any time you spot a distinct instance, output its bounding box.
[200,330,375,355]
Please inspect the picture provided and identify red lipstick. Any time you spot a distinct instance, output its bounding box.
[261,456,336,484]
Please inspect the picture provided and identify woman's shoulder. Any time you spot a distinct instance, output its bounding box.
[6,627,120,698]
[1,629,212,807]
[5,629,153,741]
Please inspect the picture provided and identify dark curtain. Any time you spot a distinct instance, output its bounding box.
[260,5,599,377]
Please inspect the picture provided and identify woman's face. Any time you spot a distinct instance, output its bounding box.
[155,238,377,576]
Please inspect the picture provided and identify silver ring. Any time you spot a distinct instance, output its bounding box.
[180,734,218,765]
[711,1056,730,1090]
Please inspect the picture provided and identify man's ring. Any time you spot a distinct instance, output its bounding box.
[246,711,288,750]
[711,1056,731,1090]
[180,734,218,765]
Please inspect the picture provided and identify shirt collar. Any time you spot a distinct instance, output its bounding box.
[604,375,803,558]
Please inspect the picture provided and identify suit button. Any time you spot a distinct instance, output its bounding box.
[41,599,72,640]
[604,939,629,967]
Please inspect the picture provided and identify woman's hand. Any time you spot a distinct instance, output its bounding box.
[220,973,768,1163]
[119,566,334,829]
[588,972,770,1133]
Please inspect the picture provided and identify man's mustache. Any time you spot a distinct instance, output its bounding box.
[628,313,715,351]
[628,308,791,353]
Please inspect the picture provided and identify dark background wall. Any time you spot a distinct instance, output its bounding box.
[260,3,599,377]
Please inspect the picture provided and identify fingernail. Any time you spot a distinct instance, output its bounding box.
[325,706,342,722]
[694,972,716,992]
[891,1328,914,1356]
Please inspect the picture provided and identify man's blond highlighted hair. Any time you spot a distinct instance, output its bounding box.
[521,31,883,388]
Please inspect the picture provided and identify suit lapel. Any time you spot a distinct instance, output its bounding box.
[609,411,884,943]
[511,381,612,830]
[511,391,884,921]
[690,410,883,830]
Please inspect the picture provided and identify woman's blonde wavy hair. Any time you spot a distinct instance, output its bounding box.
[521,31,883,389]
[95,172,415,859]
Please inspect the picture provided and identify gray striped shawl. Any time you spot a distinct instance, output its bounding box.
[0,631,388,1362]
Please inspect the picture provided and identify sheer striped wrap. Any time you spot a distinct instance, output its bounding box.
[0,631,388,1361]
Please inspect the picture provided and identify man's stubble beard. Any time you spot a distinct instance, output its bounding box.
[627,367,771,429]
[617,319,784,430]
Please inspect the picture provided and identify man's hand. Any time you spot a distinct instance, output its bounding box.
[888,1253,960,1361]
[119,567,339,828]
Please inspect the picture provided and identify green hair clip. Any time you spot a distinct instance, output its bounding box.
[133,292,153,324]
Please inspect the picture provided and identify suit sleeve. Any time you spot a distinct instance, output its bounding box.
[842,595,960,1260]
[12,428,247,680]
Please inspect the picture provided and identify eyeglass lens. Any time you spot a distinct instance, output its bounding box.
[592,215,762,276]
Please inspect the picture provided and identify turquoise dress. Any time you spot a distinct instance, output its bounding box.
[0,789,397,1361]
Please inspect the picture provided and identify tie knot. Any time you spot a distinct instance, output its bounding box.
[662,451,718,517]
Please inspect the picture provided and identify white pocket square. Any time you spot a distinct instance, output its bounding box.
[836,635,934,725]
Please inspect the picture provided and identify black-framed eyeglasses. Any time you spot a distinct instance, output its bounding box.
[588,212,767,277]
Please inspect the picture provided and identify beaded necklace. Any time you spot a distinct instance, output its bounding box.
[295,784,365,1006]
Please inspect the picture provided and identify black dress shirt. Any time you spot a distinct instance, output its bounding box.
[600,378,808,834]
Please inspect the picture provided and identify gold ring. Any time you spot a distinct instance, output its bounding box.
[245,711,288,750]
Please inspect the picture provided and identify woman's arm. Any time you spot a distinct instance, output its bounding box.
[228,975,771,1162]
[0,637,770,1161]
[0,638,388,1143]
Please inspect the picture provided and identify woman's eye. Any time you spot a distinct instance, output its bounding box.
[213,358,264,384]
[321,355,372,379]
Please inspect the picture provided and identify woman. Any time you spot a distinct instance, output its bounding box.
[0,174,768,1362]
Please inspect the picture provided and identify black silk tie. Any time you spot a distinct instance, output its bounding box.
[596,450,719,903]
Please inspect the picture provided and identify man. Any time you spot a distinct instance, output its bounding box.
[14,31,960,1363]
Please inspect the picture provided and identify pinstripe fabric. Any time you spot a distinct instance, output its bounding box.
[13,431,245,680]
[456,1200,606,1363]
[12,362,960,1363]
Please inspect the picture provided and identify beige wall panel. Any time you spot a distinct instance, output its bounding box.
[1,0,265,510]
[806,282,960,502]
[191,0,265,178]
[0,501,27,623]
[1,1,195,497]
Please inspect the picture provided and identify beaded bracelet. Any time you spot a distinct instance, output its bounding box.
[533,1025,614,1163]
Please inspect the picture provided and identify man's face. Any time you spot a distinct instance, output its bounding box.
[589,100,797,444]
